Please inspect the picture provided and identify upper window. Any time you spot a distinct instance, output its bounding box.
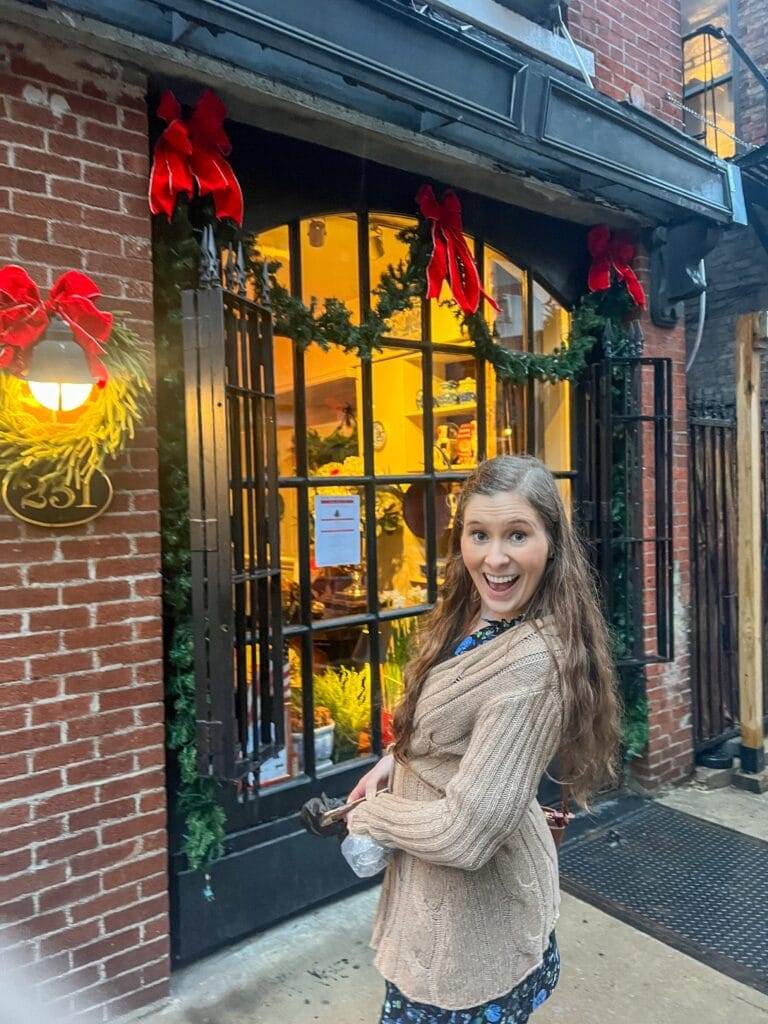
[681,0,736,158]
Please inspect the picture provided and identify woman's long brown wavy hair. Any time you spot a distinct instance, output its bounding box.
[390,454,622,808]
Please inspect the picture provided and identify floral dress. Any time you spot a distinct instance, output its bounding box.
[378,616,561,1024]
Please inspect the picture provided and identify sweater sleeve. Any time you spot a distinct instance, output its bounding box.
[347,682,562,871]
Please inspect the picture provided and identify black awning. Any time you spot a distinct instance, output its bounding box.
[21,0,746,228]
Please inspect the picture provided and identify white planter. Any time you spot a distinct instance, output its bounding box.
[292,721,335,769]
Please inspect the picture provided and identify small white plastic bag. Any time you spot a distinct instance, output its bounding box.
[340,832,391,877]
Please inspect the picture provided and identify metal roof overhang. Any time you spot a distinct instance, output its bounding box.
[8,0,746,229]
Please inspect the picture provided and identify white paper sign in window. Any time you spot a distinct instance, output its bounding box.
[314,494,361,567]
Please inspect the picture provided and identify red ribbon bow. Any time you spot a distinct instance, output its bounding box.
[149,90,244,226]
[587,225,646,307]
[416,185,500,317]
[0,265,113,386]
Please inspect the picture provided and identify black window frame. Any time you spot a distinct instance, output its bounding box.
[246,206,575,825]
[681,0,739,158]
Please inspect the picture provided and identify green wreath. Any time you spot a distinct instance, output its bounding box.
[0,322,151,488]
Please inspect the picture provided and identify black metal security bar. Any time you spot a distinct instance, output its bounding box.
[688,391,768,752]
[183,232,283,787]
[575,357,674,666]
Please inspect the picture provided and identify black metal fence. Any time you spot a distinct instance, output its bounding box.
[688,391,768,752]
[575,356,674,667]
[182,232,284,790]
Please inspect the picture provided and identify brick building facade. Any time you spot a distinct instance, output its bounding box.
[571,2,694,787]
[0,0,743,1017]
[685,0,768,394]
[0,25,169,1020]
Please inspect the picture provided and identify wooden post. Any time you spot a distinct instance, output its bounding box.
[735,312,766,780]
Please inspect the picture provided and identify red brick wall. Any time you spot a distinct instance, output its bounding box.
[0,27,169,1020]
[567,8,694,786]
[569,0,683,127]
[634,279,694,789]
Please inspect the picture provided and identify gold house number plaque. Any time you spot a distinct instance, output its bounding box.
[1,468,113,528]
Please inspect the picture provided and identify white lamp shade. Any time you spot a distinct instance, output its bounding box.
[26,317,95,412]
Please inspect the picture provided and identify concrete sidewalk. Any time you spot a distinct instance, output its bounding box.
[134,777,768,1024]
[142,885,768,1024]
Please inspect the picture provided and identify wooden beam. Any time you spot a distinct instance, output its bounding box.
[736,312,766,774]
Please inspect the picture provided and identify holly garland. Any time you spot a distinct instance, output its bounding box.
[247,219,627,385]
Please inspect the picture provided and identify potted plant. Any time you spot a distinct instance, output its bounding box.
[289,698,335,768]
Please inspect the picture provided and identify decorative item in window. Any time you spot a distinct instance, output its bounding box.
[456,376,476,404]
[0,264,150,527]
[372,419,387,451]
[308,218,327,248]
[149,89,244,225]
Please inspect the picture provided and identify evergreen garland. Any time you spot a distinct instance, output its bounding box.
[247,222,605,384]
[157,206,645,871]
[154,206,226,871]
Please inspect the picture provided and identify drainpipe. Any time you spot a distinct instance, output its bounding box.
[686,260,708,373]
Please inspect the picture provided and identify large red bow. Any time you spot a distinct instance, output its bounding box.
[587,225,646,307]
[149,90,244,226]
[0,265,113,386]
[416,185,500,317]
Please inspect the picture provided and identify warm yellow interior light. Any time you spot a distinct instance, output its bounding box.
[27,380,94,412]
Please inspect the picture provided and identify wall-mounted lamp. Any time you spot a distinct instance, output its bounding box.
[26,316,94,413]
[308,218,326,248]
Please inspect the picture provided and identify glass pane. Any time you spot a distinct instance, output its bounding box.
[310,625,372,771]
[431,351,478,471]
[301,213,360,324]
[556,477,572,517]
[309,485,367,620]
[274,335,296,476]
[251,224,291,293]
[437,481,463,578]
[377,484,428,610]
[683,82,735,158]
[484,247,528,352]
[378,616,419,744]
[303,347,361,473]
[682,0,731,87]
[532,283,571,474]
[278,487,301,626]
[369,213,422,340]
[430,236,475,344]
[372,346,425,475]
[259,639,303,787]
[487,364,528,458]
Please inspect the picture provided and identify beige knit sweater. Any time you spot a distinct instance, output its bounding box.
[347,617,564,1009]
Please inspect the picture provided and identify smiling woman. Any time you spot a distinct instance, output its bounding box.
[345,453,622,1020]
[460,492,551,623]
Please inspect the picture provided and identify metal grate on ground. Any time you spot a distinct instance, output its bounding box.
[559,800,768,995]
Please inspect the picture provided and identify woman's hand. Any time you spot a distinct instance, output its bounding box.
[347,753,393,804]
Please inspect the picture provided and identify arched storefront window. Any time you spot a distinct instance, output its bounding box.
[252,212,572,786]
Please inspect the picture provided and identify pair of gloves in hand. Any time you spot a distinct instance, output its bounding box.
[299,791,353,839]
